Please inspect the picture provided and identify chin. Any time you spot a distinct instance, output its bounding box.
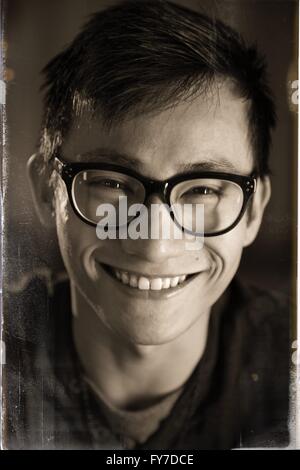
[98,302,201,346]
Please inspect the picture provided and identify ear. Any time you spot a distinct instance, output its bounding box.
[27,153,56,228]
[243,176,271,247]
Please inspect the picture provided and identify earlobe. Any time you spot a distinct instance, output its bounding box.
[243,176,271,247]
[27,153,56,228]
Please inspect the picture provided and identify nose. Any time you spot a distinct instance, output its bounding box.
[120,194,185,263]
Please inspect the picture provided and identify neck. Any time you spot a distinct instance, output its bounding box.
[71,283,211,411]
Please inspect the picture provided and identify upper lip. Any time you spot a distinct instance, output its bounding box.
[98,262,207,278]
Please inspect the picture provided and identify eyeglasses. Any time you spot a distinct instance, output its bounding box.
[52,155,257,237]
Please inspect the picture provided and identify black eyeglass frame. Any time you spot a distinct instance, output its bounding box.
[52,155,257,237]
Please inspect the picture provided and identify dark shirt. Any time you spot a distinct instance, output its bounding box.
[3,276,291,449]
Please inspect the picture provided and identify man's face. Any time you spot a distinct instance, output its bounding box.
[51,84,261,345]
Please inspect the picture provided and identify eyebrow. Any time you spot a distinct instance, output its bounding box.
[75,148,144,170]
[75,148,241,174]
[178,159,239,173]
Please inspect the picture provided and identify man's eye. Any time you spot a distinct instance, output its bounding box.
[187,186,221,196]
[88,179,128,191]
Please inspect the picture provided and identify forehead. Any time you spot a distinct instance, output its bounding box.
[62,83,253,178]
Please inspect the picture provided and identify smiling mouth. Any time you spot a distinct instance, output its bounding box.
[100,263,200,291]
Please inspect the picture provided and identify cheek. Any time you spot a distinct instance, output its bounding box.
[54,183,98,271]
[205,219,248,276]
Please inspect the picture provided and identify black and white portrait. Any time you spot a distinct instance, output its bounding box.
[1,0,298,450]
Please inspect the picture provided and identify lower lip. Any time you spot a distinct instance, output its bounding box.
[96,262,204,300]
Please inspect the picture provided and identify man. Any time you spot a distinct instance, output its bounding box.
[4,0,290,449]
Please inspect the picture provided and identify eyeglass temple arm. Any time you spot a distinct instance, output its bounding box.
[51,156,65,174]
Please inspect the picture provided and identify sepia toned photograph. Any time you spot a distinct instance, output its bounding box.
[1,0,298,450]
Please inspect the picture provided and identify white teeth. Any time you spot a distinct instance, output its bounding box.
[162,278,171,289]
[129,275,138,288]
[112,269,188,291]
[170,276,179,287]
[150,278,163,290]
[121,272,129,285]
[138,277,150,290]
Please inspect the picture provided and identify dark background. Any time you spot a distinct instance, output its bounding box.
[3,0,298,301]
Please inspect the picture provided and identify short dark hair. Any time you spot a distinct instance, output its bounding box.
[39,0,276,176]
